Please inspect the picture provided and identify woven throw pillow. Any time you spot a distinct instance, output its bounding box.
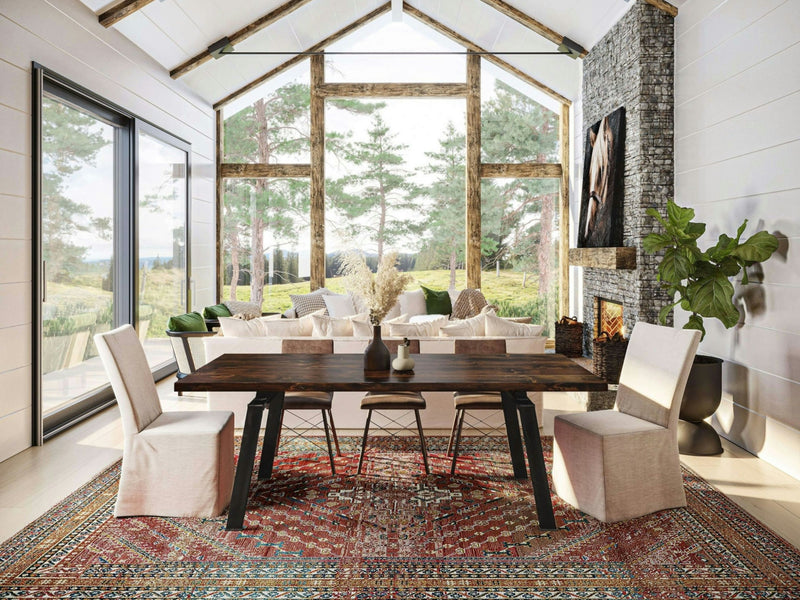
[290,290,331,317]
[484,311,544,337]
[223,300,261,319]
[451,288,489,319]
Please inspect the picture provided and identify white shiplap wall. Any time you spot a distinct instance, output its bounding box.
[675,0,800,479]
[0,0,216,462]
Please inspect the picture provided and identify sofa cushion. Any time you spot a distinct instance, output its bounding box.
[263,309,324,337]
[167,311,206,332]
[398,289,427,318]
[388,315,448,337]
[203,304,232,319]
[440,312,487,337]
[218,316,264,337]
[421,285,452,316]
[311,312,369,337]
[485,312,544,337]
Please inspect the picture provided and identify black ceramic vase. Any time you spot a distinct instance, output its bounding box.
[677,355,724,455]
[364,324,391,377]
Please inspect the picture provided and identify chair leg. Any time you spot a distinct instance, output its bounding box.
[450,408,466,476]
[357,410,372,475]
[414,409,430,476]
[321,409,336,475]
[327,409,342,456]
[446,409,461,456]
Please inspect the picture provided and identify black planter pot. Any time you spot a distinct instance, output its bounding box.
[677,355,723,456]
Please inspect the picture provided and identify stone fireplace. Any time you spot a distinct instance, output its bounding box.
[574,2,675,356]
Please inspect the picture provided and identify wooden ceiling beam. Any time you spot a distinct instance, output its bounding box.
[403,3,570,106]
[644,0,679,18]
[316,82,469,98]
[170,0,315,79]
[214,3,390,110]
[98,0,155,28]
[478,0,587,58]
[481,163,562,178]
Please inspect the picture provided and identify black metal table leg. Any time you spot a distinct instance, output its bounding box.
[501,391,528,479]
[226,393,268,531]
[515,391,556,530]
[258,392,285,480]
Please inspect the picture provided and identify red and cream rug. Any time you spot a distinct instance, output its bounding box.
[1,436,799,598]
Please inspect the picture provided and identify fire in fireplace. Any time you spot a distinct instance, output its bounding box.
[596,297,624,338]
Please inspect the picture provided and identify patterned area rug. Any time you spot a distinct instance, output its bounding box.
[1,436,799,599]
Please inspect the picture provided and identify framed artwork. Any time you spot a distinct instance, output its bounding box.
[577,106,625,248]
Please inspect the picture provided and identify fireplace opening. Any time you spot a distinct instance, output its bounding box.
[596,297,624,338]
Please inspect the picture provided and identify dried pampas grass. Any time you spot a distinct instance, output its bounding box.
[340,252,412,325]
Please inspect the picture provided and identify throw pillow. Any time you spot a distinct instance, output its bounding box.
[290,289,331,317]
[352,319,374,337]
[323,293,356,318]
[421,285,452,316]
[203,304,232,319]
[218,316,265,337]
[409,313,448,323]
[348,291,369,315]
[484,312,544,337]
[263,309,324,337]
[388,315,448,337]
[451,288,489,319]
[398,289,427,318]
[167,311,206,332]
[223,300,261,319]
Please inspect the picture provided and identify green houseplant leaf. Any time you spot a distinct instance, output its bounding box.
[645,201,778,339]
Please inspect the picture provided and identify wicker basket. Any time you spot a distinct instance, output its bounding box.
[592,332,629,384]
[554,316,584,357]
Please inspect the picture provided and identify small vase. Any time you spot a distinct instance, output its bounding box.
[364,324,391,377]
[392,345,415,372]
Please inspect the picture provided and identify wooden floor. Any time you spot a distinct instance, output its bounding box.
[2,378,799,550]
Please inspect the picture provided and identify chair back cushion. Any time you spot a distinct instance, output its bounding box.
[615,322,700,429]
[95,325,162,435]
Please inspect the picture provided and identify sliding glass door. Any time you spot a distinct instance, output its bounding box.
[40,89,129,423]
[136,126,190,369]
[35,67,190,439]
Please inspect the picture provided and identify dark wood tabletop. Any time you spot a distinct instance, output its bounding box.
[175,353,608,393]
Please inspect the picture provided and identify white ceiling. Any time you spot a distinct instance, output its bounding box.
[82,0,638,107]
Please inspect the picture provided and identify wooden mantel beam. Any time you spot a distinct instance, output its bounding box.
[644,0,679,17]
[170,0,315,79]
[478,0,588,58]
[98,0,155,28]
[214,3,390,110]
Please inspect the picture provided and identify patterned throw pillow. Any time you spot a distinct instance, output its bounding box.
[450,288,489,320]
[223,300,261,319]
[290,291,331,317]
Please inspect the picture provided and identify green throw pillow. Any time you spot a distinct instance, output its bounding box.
[421,285,452,316]
[203,304,232,319]
[167,311,206,332]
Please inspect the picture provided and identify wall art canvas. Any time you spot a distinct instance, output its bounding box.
[577,106,625,247]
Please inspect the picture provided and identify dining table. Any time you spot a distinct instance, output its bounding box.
[175,352,608,531]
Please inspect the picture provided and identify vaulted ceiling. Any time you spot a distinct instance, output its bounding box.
[80,0,654,108]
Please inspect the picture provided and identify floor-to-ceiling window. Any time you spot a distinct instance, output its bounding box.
[34,67,190,439]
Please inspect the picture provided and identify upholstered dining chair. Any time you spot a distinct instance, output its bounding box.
[447,338,545,474]
[277,339,341,474]
[358,338,430,475]
[552,322,700,523]
[95,325,234,518]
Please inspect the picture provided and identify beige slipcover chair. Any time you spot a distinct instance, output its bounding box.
[95,325,234,518]
[552,322,700,523]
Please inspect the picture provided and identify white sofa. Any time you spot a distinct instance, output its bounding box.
[203,335,546,430]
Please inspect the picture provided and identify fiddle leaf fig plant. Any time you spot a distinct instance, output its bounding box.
[643,200,779,340]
